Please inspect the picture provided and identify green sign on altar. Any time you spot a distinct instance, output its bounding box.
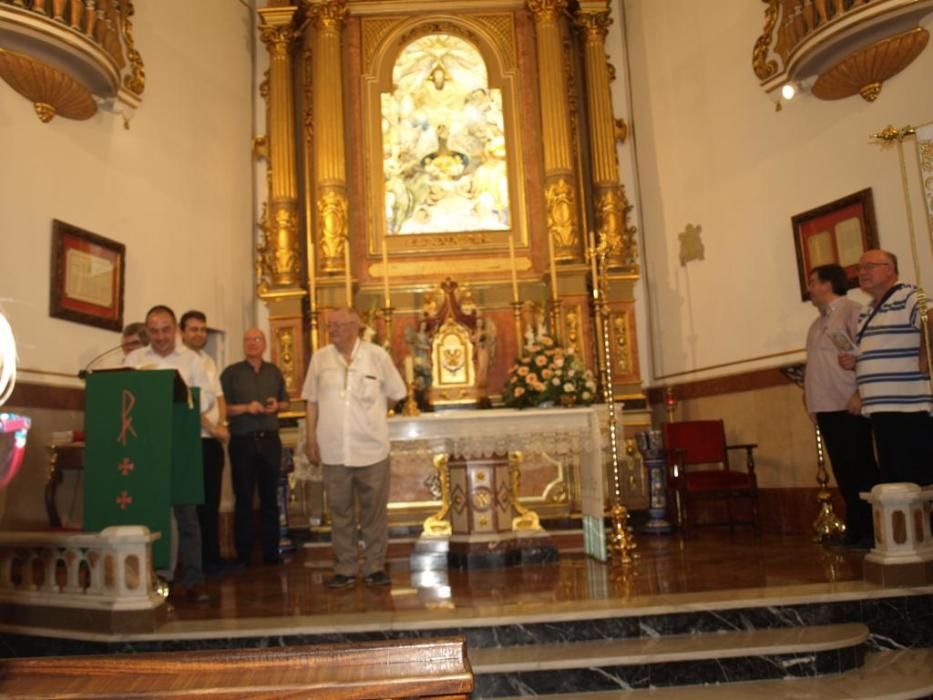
[83,370,203,569]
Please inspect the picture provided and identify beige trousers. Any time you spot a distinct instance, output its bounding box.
[323,457,390,577]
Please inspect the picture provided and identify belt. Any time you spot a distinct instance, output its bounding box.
[234,431,279,439]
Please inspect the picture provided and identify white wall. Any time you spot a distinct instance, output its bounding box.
[621,0,933,383]
[0,0,257,382]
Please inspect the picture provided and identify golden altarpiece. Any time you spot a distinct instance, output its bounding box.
[253,0,648,528]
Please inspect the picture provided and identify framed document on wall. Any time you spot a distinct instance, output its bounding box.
[50,220,125,331]
[792,188,878,301]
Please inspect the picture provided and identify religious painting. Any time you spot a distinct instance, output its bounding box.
[362,15,528,257]
[791,188,878,301]
[49,219,125,331]
[381,34,510,235]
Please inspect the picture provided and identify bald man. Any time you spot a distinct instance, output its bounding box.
[221,328,290,566]
[839,249,933,486]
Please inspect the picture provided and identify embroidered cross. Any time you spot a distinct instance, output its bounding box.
[115,491,133,510]
[117,458,134,476]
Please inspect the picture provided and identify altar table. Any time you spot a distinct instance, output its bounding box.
[388,406,608,566]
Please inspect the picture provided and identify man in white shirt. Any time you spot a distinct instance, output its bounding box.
[180,310,233,575]
[302,308,407,589]
[125,305,215,602]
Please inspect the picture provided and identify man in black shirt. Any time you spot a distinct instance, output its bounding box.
[221,328,290,566]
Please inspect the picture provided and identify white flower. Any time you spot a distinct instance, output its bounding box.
[552,377,561,386]
[563,382,575,392]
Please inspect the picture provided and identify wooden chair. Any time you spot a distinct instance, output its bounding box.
[662,420,759,533]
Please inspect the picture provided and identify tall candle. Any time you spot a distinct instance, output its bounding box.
[508,234,519,302]
[404,355,414,384]
[381,238,391,307]
[343,235,352,307]
[547,230,558,301]
[588,230,599,293]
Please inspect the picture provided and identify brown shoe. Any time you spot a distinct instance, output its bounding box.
[186,583,210,603]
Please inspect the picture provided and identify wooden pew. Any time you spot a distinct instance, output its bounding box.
[0,636,473,699]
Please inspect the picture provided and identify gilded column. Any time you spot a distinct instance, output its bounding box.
[576,2,636,271]
[258,6,302,293]
[308,0,350,276]
[528,0,579,262]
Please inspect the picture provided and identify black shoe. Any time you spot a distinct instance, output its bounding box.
[363,571,391,587]
[325,574,357,589]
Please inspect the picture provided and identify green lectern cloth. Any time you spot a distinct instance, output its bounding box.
[84,370,203,569]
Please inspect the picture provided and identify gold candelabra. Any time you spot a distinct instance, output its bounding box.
[511,300,524,354]
[588,232,637,566]
[382,306,394,353]
[812,424,845,542]
[402,379,420,416]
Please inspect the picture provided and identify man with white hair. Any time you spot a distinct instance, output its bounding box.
[302,308,406,589]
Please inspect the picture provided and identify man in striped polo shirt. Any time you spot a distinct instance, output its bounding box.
[839,249,933,486]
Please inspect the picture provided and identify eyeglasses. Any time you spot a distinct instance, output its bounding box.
[856,262,891,272]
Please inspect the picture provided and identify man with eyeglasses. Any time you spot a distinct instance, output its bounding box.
[839,249,933,486]
[221,328,290,566]
[301,308,407,589]
[804,264,879,547]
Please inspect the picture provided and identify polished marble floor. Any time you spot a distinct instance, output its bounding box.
[164,531,868,626]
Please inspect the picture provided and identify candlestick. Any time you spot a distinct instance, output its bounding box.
[547,230,558,301]
[508,235,519,302]
[588,230,599,295]
[343,235,352,307]
[404,354,414,385]
[381,238,391,307]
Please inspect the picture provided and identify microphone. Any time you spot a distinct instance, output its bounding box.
[78,344,129,379]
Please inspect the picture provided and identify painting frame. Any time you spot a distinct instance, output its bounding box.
[792,188,879,301]
[50,219,125,332]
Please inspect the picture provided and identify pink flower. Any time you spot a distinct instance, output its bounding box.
[528,372,539,383]
[552,377,561,386]
[514,387,525,397]
[535,355,547,367]
[518,366,529,376]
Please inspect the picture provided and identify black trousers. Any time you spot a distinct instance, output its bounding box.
[228,433,281,563]
[869,411,933,486]
[197,438,225,567]
[816,411,879,540]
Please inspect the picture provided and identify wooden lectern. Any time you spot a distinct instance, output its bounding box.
[83,370,203,569]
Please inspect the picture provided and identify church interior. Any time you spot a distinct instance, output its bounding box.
[1,0,933,697]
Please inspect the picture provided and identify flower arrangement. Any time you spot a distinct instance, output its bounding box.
[502,336,597,409]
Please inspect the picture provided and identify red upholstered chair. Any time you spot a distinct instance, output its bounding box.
[662,420,759,533]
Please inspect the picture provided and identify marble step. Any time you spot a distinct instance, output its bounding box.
[471,623,867,697]
[495,647,933,700]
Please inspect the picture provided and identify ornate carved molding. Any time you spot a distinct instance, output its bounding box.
[752,0,933,99]
[811,27,929,102]
[0,49,96,122]
[526,0,568,22]
[307,0,348,31]
[0,0,145,123]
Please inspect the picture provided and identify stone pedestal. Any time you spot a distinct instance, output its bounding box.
[446,454,558,569]
[862,483,933,586]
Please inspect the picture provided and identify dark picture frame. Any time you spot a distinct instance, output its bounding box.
[792,188,879,301]
[49,220,125,331]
